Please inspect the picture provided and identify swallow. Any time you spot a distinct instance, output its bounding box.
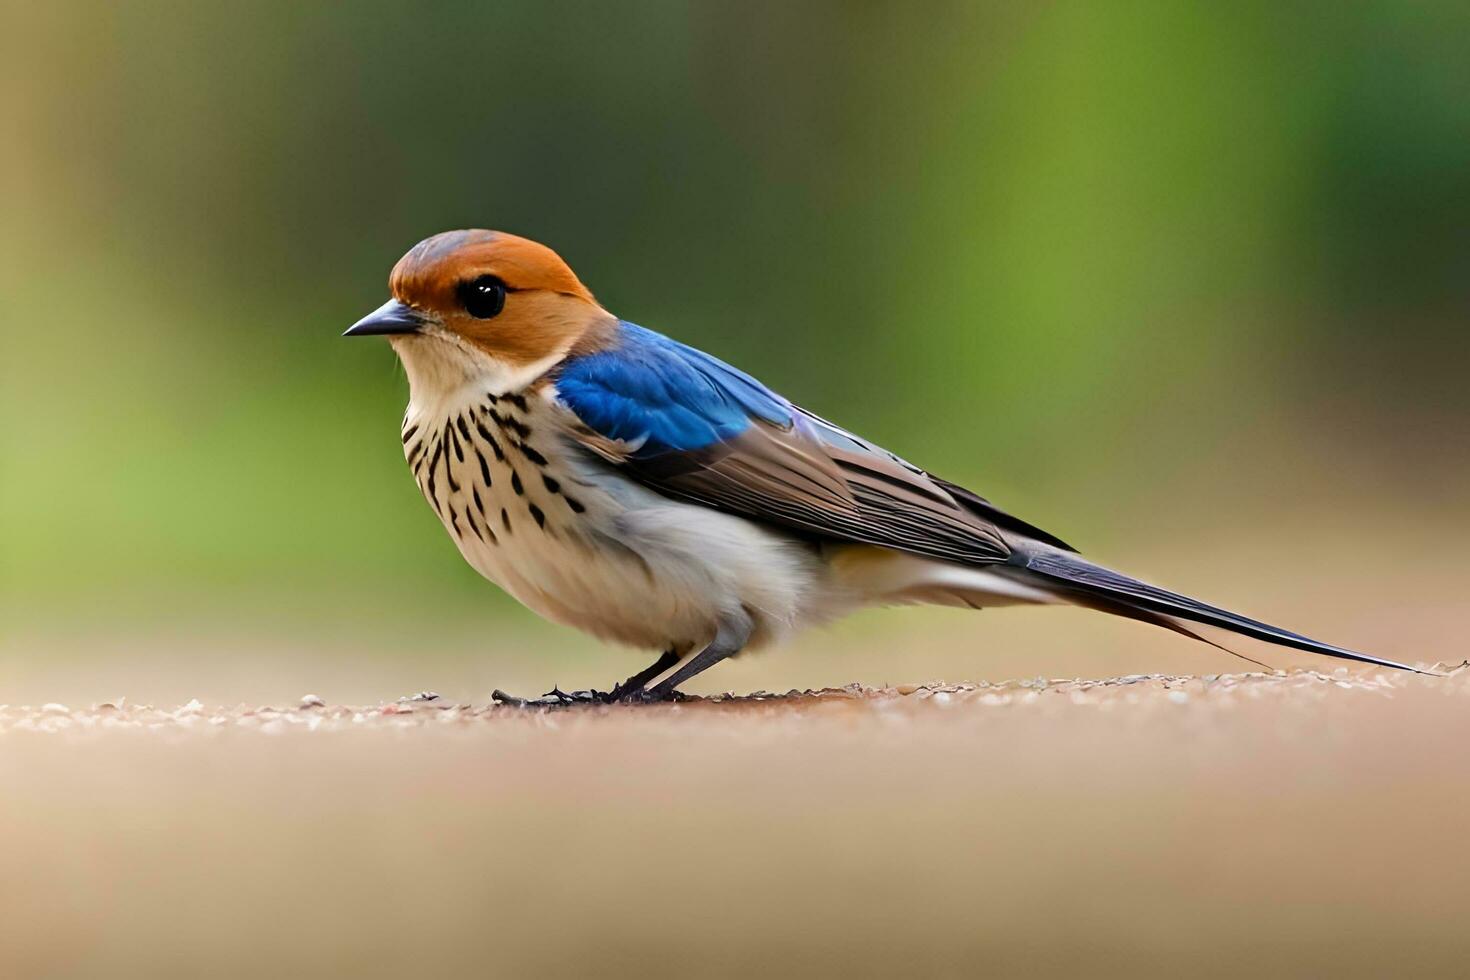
[345,229,1421,700]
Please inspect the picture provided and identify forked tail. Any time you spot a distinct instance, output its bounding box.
[1011,548,1429,674]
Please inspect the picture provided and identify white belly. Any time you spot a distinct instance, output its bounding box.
[401,384,830,651]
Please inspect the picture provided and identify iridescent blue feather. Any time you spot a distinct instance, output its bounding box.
[554,322,793,456]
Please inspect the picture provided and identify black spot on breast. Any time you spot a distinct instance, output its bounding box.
[402,424,418,444]
[426,439,443,501]
[528,503,545,529]
[565,495,586,514]
[519,443,548,467]
[492,409,532,439]
[474,447,492,485]
[503,393,528,412]
[466,507,497,545]
[541,474,560,494]
[444,442,460,493]
[511,471,523,495]
[474,419,505,461]
[456,415,472,443]
[472,486,486,517]
[501,508,512,533]
[448,424,465,464]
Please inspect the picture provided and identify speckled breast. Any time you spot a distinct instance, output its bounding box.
[401,388,591,554]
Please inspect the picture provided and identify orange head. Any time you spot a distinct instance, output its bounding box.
[345,230,615,371]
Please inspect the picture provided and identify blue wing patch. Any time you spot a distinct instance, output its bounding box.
[554,322,793,456]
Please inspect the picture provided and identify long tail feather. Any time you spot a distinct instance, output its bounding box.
[1014,549,1430,674]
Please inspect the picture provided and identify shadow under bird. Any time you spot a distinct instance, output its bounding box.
[345,229,1421,701]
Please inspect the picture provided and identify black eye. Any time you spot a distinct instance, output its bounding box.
[457,275,507,319]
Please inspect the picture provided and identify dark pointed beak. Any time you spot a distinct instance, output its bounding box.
[343,298,425,337]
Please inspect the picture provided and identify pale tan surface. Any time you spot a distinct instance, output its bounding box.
[3,666,1469,980]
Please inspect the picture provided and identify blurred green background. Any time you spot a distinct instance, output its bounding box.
[3,1,1467,699]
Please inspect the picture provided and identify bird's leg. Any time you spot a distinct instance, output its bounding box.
[636,614,753,702]
[489,649,682,708]
[606,648,682,701]
[491,617,750,708]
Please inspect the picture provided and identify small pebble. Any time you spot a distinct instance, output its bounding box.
[300,694,326,708]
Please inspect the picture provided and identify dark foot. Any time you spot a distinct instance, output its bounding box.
[605,649,682,702]
[491,649,688,709]
[491,686,617,708]
[490,684,694,708]
[605,679,687,703]
[614,688,693,704]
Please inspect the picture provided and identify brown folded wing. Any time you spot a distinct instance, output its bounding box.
[575,408,1020,566]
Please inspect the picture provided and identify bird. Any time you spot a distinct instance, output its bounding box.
[344,229,1421,702]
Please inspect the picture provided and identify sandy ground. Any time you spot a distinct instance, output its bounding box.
[4,664,1469,979]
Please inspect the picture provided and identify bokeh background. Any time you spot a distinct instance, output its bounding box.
[5,6,1470,979]
[3,0,1467,702]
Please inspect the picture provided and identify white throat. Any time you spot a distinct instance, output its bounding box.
[389,328,566,408]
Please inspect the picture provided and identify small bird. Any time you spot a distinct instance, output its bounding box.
[345,229,1419,700]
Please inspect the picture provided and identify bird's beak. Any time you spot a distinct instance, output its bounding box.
[343,298,425,337]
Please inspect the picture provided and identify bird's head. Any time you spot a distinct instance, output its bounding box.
[346,229,615,394]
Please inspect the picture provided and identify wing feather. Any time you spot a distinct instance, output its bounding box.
[552,322,1067,566]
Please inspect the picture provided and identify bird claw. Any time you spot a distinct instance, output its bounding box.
[490,686,615,708]
[609,687,691,704]
[490,689,559,708]
[544,686,610,705]
[489,684,692,708]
